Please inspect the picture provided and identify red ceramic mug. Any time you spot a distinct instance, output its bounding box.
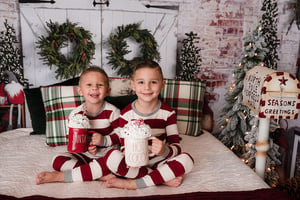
[67,128,89,153]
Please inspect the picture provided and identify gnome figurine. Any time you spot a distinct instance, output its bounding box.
[3,71,24,129]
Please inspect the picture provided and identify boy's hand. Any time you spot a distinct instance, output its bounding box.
[92,132,103,146]
[88,142,97,155]
[151,138,165,156]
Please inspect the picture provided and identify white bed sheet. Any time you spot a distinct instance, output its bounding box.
[0,128,269,198]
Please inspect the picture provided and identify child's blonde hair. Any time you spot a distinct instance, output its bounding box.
[79,66,110,87]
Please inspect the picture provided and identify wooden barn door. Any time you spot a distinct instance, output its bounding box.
[19,0,178,87]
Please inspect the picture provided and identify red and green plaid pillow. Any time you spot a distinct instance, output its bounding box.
[160,80,206,136]
[40,79,205,146]
[40,86,84,146]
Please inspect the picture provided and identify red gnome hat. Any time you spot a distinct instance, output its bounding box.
[4,71,24,105]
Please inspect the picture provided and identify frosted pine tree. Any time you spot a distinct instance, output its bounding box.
[241,0,281,186]
[260,0,279,70]
[242,117,281,186]
[215,26,268,156]
[0,20,27,86]
[176,32,201,81]
[216,25,281,185]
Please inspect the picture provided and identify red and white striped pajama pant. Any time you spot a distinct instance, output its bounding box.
[104,149,194,188]
[51,152,110,182]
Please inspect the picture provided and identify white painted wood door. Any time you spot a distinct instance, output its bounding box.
[20,0,178,87]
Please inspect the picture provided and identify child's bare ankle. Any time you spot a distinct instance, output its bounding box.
[35,171,64,185]
[164,176,183,187]
[99,173,116,181]
[105,177,137,190]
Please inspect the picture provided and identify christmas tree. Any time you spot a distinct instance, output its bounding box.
[0,20,27,86]
[215,0,282,186]
[176,32,201,81]
[241,0,281,186]
[242,116,281,186]
[260,0,279,70]
[215,26,269,156]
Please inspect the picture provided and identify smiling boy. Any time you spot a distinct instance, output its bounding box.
[104,60,194,189]
[36,66,119,184]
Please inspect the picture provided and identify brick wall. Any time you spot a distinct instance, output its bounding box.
[177,0,300,130]
[0,0,20,39]
[1,0,299,130]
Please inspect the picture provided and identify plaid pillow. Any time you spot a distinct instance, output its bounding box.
[160,80,206,136]
[40,86,84,146]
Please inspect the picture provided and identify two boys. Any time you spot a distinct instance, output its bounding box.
[36,61,194,189]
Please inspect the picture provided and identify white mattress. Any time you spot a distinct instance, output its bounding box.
[0,128,269,198]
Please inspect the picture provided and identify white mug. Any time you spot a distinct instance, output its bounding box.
[124,136,155,167]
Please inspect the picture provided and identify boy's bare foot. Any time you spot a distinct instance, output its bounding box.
[105,177,138,190]
[99,173,116,181]
[105,176,183,189]
[36,171,64,185]
[164,176,183,187]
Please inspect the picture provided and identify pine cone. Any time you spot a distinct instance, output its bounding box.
[276,177,300,200]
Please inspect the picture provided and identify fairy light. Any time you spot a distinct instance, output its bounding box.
[259,62,264,67]
[225,118,230,123]
[230,145,235,150]
[238,63,242,67]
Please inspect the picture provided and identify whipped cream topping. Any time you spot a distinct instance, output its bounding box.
[68,113,90,128]
[121,119,151,139]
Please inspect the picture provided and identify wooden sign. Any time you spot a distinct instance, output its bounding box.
[243,65,300,119]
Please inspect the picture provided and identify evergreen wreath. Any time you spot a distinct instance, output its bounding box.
[36,20,95,79]
[107,23,160,77]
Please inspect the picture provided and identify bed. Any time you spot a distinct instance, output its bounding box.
[0,78,291,199]
[0,128,289,200]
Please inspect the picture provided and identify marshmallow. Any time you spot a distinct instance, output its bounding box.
[68,113,90,129]
[121,118,151,139]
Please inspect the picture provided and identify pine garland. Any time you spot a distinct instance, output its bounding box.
[106,23,160,77]
[36,20,95,80]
